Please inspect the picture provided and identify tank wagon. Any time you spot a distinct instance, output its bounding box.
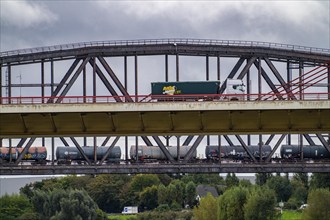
[151,79,245,101]
[205,145,272,161]
[280,145,330,160]
[56,146,121,164]
[130,145,196,161]
[0,146,47,164]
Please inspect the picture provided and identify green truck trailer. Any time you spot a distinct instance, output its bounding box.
[151,81,221,101]
[151,79,245,101]
[151,81,220,97]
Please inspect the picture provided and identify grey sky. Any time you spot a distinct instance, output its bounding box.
[1,1,329,51]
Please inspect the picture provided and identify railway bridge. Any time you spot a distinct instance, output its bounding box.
[0,39,329,175]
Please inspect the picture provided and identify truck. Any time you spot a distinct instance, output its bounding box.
[122,206,138,214]
[151,79,245,101]
[225,79,245,100]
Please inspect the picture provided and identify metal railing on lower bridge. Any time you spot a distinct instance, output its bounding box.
[1,162,330,175]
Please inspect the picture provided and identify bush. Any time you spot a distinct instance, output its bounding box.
[244,187,277,220]
[303,188,330,220]
[284,197,301,210]
[137,210,192,220]
[155,204,170,212]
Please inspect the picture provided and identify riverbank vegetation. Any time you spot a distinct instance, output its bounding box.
[1,173,330,220]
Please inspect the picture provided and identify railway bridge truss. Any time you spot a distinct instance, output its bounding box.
[0,39,330,175]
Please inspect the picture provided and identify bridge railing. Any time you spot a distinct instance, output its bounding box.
[0,92,329,105]
[1,38,330,57]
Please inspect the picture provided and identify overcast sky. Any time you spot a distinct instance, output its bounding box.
[1,0,329,51]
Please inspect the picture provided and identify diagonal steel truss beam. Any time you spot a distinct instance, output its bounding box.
[237,57,257,79]
[264,58,291,93]
[70,137,92,165]
[235,135,257,162]
[153,136,175,161]
[316,134,330,154]
[183,136,194,146]
[99,136,120,164]
[15,138,35,164]
[253,59,283,100]
[265,134,286,162]
[88,58,121,101]
[48,59,81,103]
[97,56,132,100]
[56,57,91,103]
[183,135,204,162]
[60,137,70,146]
[219,57,245,94]
[265,134,275,145]
[101,137,111,146]
[224,135,234,146]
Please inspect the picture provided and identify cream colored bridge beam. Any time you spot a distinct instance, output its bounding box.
[0,100,329,137]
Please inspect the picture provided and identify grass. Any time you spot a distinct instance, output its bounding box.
[107,214,137,220]
[281,210,303,220]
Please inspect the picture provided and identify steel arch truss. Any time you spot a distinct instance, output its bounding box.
[0,39,330,173]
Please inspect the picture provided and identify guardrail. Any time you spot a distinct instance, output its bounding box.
[0,93,329,105]
[1,38,330,57]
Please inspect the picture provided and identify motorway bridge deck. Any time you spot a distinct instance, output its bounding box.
[1,98,329,137]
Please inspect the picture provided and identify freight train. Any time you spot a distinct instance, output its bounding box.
[130,145,196,161]
[0,146,121,165]
[280,145,330,160]
[0,146,47,164]
[56,146,121,164]
[151,79,245,101]
[205,145,272,161]
[0,144,329,165]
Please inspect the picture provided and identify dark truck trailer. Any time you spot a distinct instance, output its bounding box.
[151,81,221,101]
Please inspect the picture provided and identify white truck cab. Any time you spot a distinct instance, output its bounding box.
[226,79,245,100]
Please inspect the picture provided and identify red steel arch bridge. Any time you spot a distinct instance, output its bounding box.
[0,39,330,175]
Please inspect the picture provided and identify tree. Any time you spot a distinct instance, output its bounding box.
[139,185,158,211]
[193,193,217,220]
[130,174,160,192]
[167,183,179,208]
[255,173,272,186]
[86,174,131,213]
[181,174,224,186]
[239,179,252,188]
[244,187,276,220]
[50,190,98,220]
[303,188,330,220]
[266,175,292,202]
[292,173,308,189]
[218,186,249,220]
[288,178,308,208]
[170,179,185,207]
[309,173,330,189]
[30,189,99,220]
[158,184,169,205]
[20,175,93,197]
[185,181,196,208]
[157,174,173,186]
[30,190,51,219]
[225,173,239,188]
[0,194,35,220]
